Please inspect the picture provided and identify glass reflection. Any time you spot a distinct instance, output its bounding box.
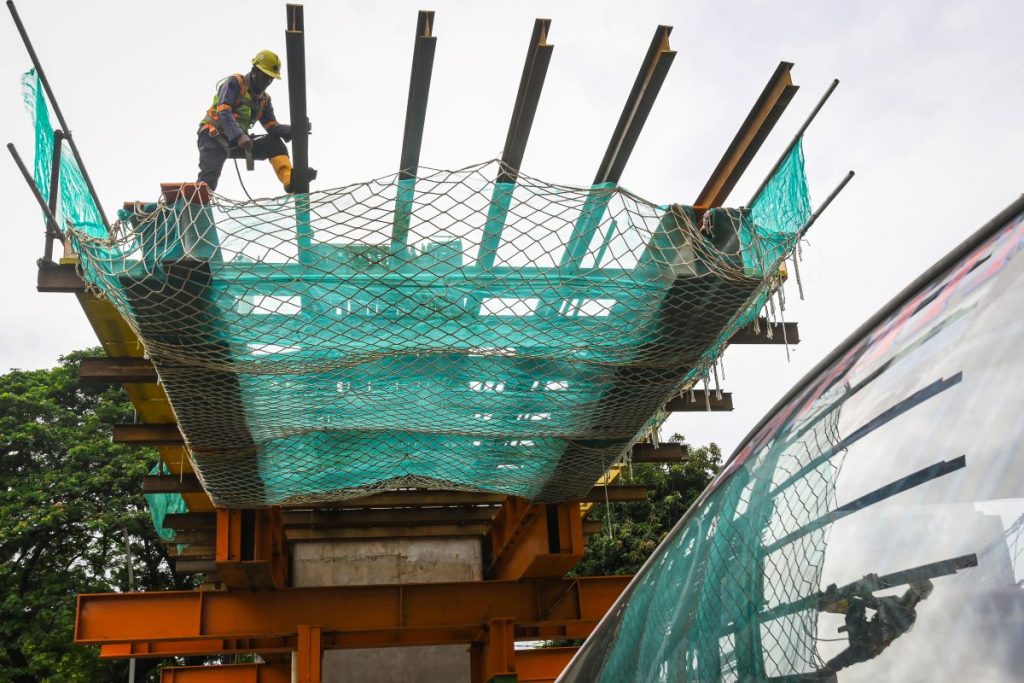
[560,206,1024,682]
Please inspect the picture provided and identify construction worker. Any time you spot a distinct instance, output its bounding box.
[197,50,305,193]
[818,578,934,674]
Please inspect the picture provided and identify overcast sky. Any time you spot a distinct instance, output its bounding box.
[1,0,1021,455]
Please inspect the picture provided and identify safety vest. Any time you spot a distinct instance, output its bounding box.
[199,74,269,137]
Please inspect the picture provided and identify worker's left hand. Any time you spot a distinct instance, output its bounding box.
[271,124,293,142]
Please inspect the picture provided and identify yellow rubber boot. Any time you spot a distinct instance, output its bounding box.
[270,154,293,191]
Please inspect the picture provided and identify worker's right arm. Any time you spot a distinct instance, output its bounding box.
[214,77,246,144]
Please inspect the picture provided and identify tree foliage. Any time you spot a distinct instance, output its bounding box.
[0,350,183,682]
[573,435,722,577]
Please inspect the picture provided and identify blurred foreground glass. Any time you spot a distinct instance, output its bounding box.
[561,199,1024,682]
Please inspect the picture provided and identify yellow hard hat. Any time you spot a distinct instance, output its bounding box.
[252,50,282,80]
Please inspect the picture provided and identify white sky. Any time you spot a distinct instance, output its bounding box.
[1,0,1021,455]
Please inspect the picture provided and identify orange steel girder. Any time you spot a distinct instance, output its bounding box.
[215,507,288,589]
[470,618,578,683]
[76,577,629,648]
[487,498,585,580]
[160,662,291,683]
[296,625,322,683]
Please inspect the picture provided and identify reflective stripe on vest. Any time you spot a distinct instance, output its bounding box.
[199,73,268,136]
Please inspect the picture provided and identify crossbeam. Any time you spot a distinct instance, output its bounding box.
[729,318,800,345]
[283,507,498,528]
[285,523,492,541]
[79,356,158,384]
[630,442,688,463]
[37,262,84,293]
[75,576,631,646]
[664,391,733,412]
[113,423,185,446]
[143,474,204,494]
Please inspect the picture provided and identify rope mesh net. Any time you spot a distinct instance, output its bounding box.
[26,70,813,507]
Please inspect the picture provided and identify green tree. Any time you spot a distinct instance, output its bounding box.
[0,350,183,682]
[573,435,722,577]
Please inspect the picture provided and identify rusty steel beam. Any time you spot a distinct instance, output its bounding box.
[729,318,800,345]
[143,474,204,494]
[37,262,85,293]
[398,10,436,179]
[594,25,675,185]
[112,423,185,446]
[164,513,217,532]
[582,485,650,503]
[79,356,157,384]
[497,18,553,184]
[75,576,631,646]
[630,442,688,463]
[694,61,798,209]
[664,390,733,412]
[172,559,216,575]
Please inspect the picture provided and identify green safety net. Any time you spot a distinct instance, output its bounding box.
[143,462,189,542]
[26,71,813,507]
[21,70,105,239]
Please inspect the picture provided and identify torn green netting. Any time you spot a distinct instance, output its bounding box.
[746,138,813,272]
[21,69,105,238]
[143,462,189,542]
[27,67,815,506]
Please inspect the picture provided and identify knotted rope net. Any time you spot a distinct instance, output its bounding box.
[26,70,814,507]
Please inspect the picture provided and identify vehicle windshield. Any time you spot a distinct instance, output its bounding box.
[560,198,1024,682]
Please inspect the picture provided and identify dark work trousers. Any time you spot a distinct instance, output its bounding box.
[196,129,288,191]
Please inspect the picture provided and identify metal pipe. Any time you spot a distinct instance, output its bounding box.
[8,142,64,241]
[44,129,65,262]
[285,3,310,193]
[749,78,840,205]
[7,0,109,231]
[797,169,854,238]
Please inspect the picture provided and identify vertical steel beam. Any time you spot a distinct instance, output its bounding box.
[295,625,322,683]
[398,10,437,180]
[594,25,676,185]
[694,62,798,209]
[556,25,675,276]
[392,11,437,261]
[285,4,310,194]
[477,617,517,683]
[498,18,554,184]
[477,18,554,272]
[7,0,109,230]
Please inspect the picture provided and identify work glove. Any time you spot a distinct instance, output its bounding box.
[270,124,292,142]
[234,132,252,151]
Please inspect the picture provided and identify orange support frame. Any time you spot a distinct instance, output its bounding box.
[215,507,288,588]
[296,625,322,683]
[471,619,579,683]
[76,576,629,650]
[160,662,290,683]
[487,498,585,580]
